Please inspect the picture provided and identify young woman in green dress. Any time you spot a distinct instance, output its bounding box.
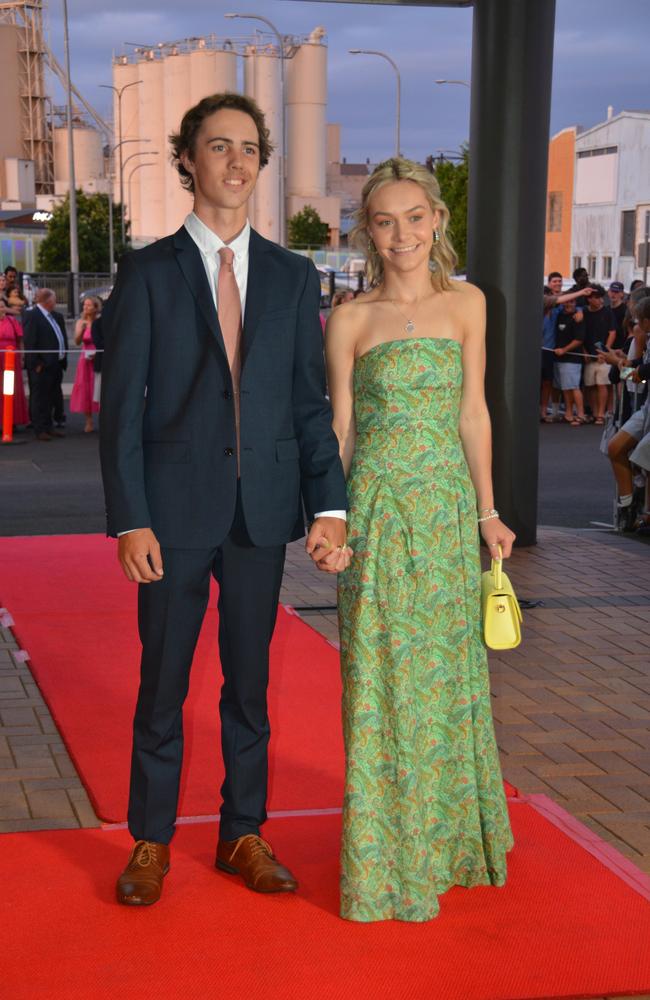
[325,157,516,922]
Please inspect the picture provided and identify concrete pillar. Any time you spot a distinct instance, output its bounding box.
[467,0,556,546]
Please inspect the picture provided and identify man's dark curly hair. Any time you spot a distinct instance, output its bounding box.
[169,92,274,193]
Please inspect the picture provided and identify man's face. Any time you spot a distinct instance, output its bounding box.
[41,294,56,312]
[548,276,562,295]
[609,289,624,307]
[181,108,261,212]
[5,269,17,289]
[587,292,604,311]
[563,299,576,316]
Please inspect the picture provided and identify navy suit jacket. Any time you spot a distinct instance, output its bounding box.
[99,225,347,548]
[22,308,69,371]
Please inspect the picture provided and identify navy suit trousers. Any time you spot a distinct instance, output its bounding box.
[128,488,286,844]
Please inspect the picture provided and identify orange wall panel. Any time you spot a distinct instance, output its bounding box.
[544,128,575,280]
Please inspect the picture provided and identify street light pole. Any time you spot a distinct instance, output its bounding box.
[108,172,114,274]
[122,150,159,228]
[62,0,79,316]
[104,136,150,261]
[350,49,401,157]
[100,80,142,246]
[225,12,286,246]
[127,161,156,222]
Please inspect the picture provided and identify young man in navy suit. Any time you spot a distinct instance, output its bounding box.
[100,93,350,906]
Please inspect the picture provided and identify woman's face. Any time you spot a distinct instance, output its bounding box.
[82,298,95,318]
[367,180,439,278]
[0,275,6,292]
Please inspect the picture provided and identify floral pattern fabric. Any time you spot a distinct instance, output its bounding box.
[337,338,514,922]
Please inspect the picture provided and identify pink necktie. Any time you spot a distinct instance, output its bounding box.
[217,246,242,471]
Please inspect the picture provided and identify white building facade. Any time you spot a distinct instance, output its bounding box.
[572,110,650,288]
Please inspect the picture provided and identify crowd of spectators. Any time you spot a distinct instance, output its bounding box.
[2,258,649,534]
[541,268,650,533]
[0,265,103,441]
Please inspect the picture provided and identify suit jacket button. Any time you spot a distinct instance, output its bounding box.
[222,390,232,400]
[224,447,234,457]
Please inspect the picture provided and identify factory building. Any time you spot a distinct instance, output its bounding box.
[112,29,341,245]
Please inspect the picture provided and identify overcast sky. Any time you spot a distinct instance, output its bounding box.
[45,0,649,163]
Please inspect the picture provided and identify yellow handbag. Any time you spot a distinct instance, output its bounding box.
[481,546,522,650]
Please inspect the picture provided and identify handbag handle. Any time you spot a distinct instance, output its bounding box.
[491,544,503,587]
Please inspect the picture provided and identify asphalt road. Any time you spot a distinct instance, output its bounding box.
[0,414,617,537]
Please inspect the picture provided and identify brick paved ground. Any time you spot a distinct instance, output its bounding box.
[2,526,649,997]
[8,525,647,874]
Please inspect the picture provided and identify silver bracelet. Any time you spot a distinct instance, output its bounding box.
[477,510,499,523]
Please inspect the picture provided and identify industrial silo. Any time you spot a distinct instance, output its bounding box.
[53,125,104,190]
[136,52,165,241]
[244,44,281,241]
[189,39,237,105]
[286,28,327,202]
[163,49,192,234]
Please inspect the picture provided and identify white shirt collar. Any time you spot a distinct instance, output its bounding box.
[184,212,250,261]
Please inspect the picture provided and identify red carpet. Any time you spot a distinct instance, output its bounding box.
[0,534,350,822]
[3,807,650,1000]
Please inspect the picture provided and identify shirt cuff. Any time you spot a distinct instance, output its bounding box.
[313,510,347,521]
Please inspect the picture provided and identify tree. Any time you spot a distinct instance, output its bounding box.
[427,146,469,271]
[37,191,128,273]
[288,204,329,249]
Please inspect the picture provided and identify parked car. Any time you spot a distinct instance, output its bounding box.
[80,285,114,309]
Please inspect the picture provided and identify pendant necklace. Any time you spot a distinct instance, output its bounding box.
[389,298,420,335]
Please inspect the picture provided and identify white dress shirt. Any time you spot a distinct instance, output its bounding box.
[37,304,65,359]
[118,213,344,534]
[184,211,250,318]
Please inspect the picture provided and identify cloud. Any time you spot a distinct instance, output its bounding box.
[42,0,650,164]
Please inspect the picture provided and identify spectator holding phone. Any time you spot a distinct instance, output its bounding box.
[541,273,592,422]
[553,298,586,425]
[582,285,616,425]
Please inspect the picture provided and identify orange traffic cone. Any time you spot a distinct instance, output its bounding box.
[2,348,15,444]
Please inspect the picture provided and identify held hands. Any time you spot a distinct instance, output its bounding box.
[480,518,516,560]
[118,528,164,584]
[305,516,353,574]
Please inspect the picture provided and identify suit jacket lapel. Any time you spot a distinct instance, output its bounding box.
[172,225,228,362]
[242,228,273,368]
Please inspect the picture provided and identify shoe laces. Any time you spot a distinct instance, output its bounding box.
[229,834,273,862]
[132,840,159,868]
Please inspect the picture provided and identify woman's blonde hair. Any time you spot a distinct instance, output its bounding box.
[349,157,458,292]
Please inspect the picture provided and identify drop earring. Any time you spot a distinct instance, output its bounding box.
[433,229,441,244]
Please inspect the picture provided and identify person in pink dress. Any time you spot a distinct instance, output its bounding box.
[70,296,100,432]
[0,297,29,429]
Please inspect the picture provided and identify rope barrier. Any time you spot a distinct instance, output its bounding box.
[0,348,104,354]
[541,347,610,361]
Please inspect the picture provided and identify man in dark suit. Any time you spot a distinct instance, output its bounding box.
[23,288,68,441]
[100,93,350,907]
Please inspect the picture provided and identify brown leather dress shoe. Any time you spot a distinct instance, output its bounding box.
[216,835,298,893]
[116,840,170,906]
[36,432,52,441]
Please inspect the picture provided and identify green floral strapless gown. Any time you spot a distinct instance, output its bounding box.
[337,338,514,923]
